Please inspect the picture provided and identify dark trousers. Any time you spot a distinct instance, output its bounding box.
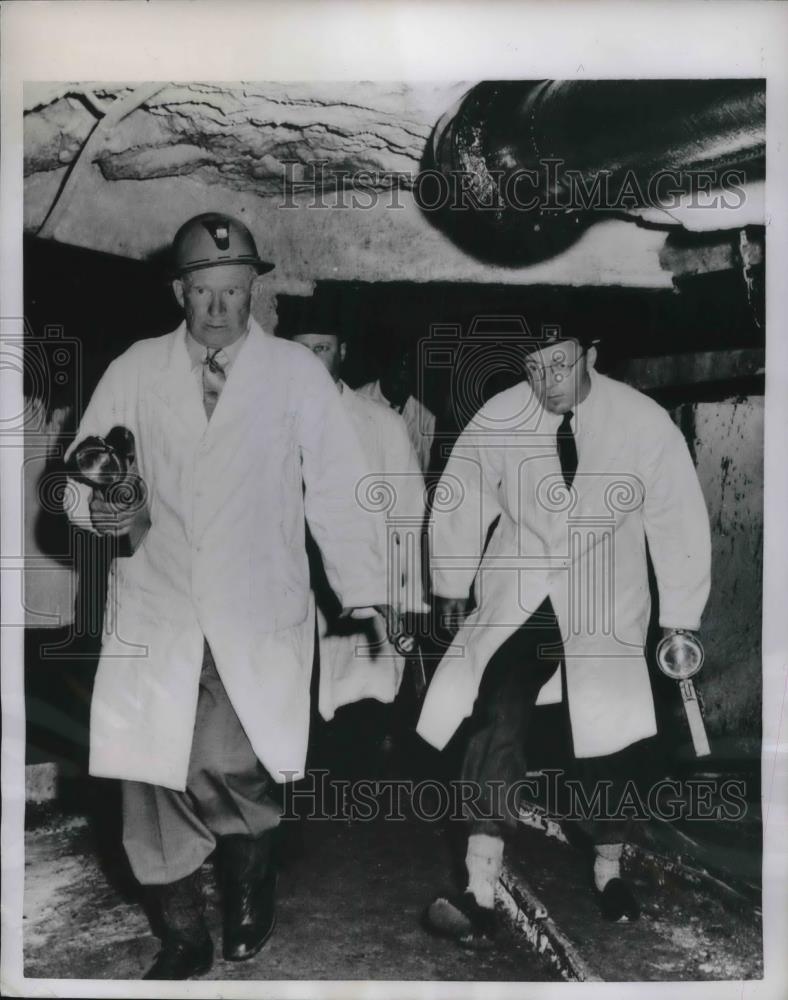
[460,599,646,845]
[122,642,280,885]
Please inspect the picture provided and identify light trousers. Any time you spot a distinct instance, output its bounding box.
[122,642,280,885]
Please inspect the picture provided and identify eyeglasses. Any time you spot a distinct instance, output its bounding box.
[525,347,587,383]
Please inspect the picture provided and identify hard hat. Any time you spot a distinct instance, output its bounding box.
[171,212,274,276]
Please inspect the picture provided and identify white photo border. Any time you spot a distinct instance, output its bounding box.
[2,2,786,998]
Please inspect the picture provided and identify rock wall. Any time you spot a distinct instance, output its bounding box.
[671,397,764,753]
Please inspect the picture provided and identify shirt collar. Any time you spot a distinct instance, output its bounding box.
[574,367,597,416]
[185,323,250,371]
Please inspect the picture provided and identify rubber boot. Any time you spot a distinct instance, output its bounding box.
[143,870,213,980]
[221,833,277,961]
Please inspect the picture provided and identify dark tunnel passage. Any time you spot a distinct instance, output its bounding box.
[22,233,764,982]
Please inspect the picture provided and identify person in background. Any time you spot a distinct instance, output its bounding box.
[280,299,427,777]
[357,342,436,475]
[418,329,711,946]
[64,213,389,980]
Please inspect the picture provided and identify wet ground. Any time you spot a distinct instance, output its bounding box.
[506,822,762,981]
[23,805,556,983]
[20,697,763,986]
[22,790,763,985]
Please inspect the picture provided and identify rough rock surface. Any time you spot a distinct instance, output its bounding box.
[24,82,461,194]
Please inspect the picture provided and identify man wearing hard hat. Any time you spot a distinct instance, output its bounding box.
[65,213,388,979]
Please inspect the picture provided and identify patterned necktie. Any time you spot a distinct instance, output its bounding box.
[202,347,228,419]
[557,410,578,489]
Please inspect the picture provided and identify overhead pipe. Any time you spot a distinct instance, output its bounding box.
[425,80,765,264]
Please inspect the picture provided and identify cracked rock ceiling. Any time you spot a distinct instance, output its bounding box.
[22,81,761,290]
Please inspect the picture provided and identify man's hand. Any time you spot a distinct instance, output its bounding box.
[660,627,697,639]
[436,596,470,636]
[90,493,137,535]
[342,604,415,652]
[657,627,703,679]
[89,489,151,551]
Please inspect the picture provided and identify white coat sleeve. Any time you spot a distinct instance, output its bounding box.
[299,366,388,611]
[62,354,134,533]
[430,411,503,600]
[641,414,712,630]
[418,405,437,475]
[382,414,428,613]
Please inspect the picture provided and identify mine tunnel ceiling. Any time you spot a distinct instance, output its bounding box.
[23,80,765,293]
[25,82,454,200]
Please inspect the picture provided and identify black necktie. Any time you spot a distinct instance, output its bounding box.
[557,410,578,489]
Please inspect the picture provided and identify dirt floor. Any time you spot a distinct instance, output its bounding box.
[23,805,557,983]
[22,793,763,985]
[505,822,763,982]
[20,702,763,986]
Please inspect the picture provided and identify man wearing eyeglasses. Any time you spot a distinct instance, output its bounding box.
[418,330,711,945]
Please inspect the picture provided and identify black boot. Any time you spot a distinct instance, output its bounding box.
[221,833,277,961]
[595,877,641,922]
[143,870,214,980]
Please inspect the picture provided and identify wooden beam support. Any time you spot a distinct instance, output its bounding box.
[610,348,765,391]
[659,231,763,280]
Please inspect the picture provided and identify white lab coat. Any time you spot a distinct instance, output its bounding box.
[65,320,386,790]
[356,380,436,474]
[315,383,426,720]
[417,370,711,758]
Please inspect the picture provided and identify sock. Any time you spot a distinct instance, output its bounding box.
[465,833,504,909]
[593,842,623,891]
